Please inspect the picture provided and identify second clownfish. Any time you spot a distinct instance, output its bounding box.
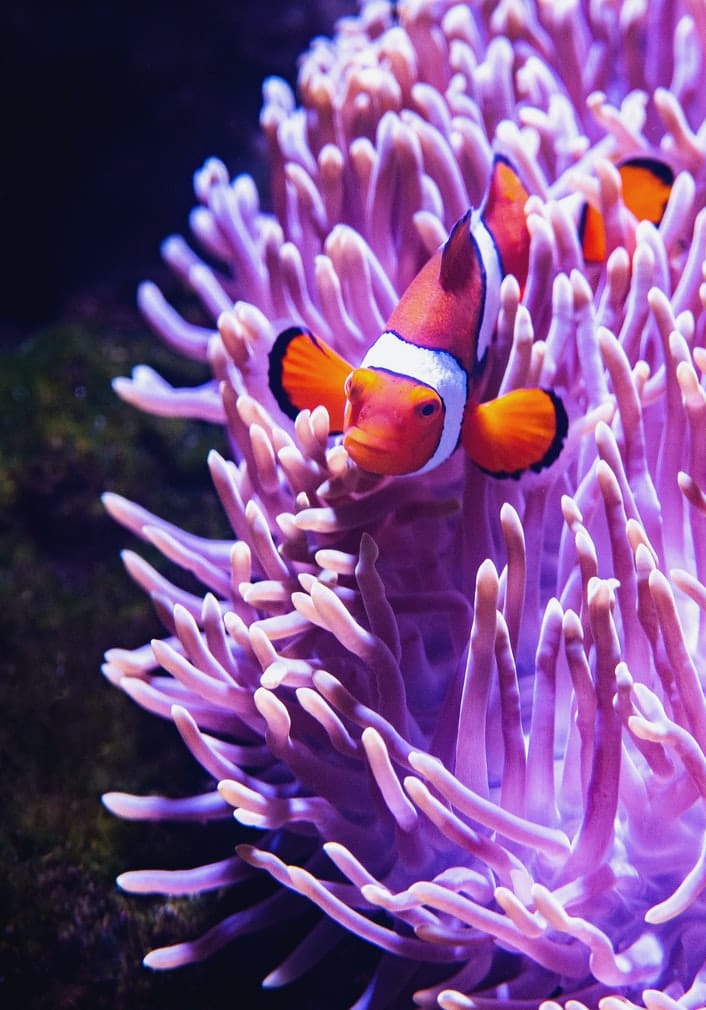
[268,154,673,478]
[578,156,675,263]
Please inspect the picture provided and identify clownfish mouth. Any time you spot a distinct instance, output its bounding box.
[342,427,401,475]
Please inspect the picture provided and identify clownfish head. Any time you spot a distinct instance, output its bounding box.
[342,367,445,475]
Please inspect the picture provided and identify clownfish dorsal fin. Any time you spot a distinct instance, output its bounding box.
[481,155,531,288]
[268,326,354,434]
[461,387,568,478]
[439,210,473,292]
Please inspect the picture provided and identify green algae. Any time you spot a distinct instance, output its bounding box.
[0,323,248,1009]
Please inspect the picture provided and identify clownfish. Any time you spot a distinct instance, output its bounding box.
[268,153,673,478]
[269,156,567,478]
[579,156,675,263]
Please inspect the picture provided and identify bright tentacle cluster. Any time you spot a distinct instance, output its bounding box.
[103,2,706,1007]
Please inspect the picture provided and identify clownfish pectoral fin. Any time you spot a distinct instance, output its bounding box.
[481,155,531,288]
[461,387,568,479]
[268,326,354,434]
[580,156,675,263]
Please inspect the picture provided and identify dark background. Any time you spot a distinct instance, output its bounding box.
[2,0,355,343]
[0,3,392,1009]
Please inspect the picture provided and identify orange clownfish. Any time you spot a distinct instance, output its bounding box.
[267,154,673,478]
[579,156,675,263]
[268,155,567,478]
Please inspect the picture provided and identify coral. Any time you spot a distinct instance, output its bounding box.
[102,1,706,1007]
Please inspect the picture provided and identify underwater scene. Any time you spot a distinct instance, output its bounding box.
[5,2,706,1009]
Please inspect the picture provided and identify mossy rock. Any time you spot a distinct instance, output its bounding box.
[0,323,242,1010]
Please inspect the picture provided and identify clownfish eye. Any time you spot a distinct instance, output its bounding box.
[415,397,441,419]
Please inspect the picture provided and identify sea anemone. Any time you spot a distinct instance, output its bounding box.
[102,1,706,1007]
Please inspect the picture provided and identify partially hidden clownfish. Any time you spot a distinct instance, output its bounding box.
[579,156,675,262]
[268,154,674,478]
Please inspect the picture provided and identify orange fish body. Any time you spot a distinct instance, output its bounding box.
[268,154,673,478]
[579,156,675,263]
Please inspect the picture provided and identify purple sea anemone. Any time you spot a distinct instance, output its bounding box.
[102,1,706,1006]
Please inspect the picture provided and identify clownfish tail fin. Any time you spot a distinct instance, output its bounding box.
[461,387,568,479]
[268,326,353,434]
[481,154,531,289]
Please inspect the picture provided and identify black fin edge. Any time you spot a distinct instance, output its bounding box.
[476,388,569,481]
[619,156,675,188]
[267,325,313,421]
